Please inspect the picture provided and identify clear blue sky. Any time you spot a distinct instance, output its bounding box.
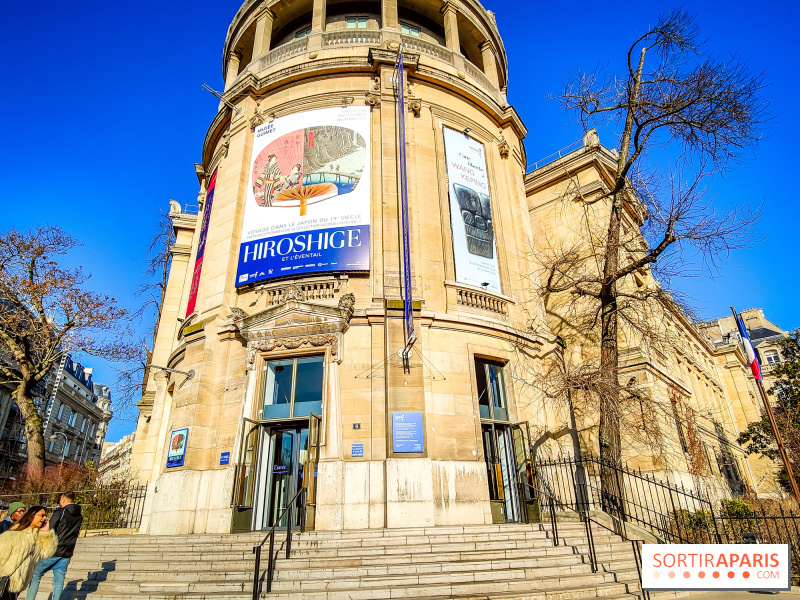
[2,0,797,442]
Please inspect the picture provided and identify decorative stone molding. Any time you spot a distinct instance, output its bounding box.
[498,132,510,159]
[283,284,303,302]
[238,297,354,369]
[365,76,381,106]
[246,333,338,370]
[228,306,248,321]
[337,293,355,312]
[408,98,422,116]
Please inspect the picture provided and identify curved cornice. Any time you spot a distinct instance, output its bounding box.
[221,0,508,84]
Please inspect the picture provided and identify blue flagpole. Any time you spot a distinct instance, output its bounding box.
[397,48,416,355]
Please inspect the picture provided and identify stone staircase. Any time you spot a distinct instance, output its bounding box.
[28,522,679,600]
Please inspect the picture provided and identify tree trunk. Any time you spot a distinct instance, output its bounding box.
[14,380,46,480]
[598,191,625,526]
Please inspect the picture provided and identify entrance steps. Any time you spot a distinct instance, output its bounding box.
[27,522,685,600]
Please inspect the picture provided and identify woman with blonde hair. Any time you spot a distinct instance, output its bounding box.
[0,506,58,600]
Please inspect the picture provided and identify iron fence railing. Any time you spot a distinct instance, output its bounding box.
[533,455,800,583]
[0,484,147,530]
[534,455,713,542]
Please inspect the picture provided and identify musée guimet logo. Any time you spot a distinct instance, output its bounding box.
[642,544,791,591]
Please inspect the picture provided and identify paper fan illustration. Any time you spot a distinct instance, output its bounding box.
[252,125,366,216]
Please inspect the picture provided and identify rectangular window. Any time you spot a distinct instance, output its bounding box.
[262,355,324,419]
[63,439,70,456]
[295,26,312,38]
[48,440,55,452]
[400,23,420,37]
[68,411,77,427]
[57,404,65,420]
[80,418,87,433]
[765,350,781,365]
[475,358,509,421]
[346,17,368,29]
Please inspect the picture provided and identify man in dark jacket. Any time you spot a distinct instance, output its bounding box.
[24,492,83,600]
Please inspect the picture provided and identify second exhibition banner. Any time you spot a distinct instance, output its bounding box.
[442,126,501,293]
[237,106,371,286]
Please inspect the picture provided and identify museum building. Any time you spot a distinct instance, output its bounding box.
[129,0,772,535]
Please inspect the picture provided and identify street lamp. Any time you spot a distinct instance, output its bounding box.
[50,432,68,470]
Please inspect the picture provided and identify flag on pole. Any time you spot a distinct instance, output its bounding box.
[734,311,763,381]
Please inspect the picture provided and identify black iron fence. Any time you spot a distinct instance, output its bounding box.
[533,455,800,583]
[0,484,147,530]
[534,455,713,543]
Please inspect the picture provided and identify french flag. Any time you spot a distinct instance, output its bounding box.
[735,311,763,381]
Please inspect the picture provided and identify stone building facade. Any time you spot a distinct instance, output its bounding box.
[130,0,779,534]
[99,432,135,483]
[0,355,112,477]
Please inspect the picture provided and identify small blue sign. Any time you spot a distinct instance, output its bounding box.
[220,452,230,465]
[166,428,189,468]
[392,412,424,453]
[351,443,364,457]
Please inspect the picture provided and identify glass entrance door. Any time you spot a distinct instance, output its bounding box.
[263,426,308,529]
[482,423,521,523]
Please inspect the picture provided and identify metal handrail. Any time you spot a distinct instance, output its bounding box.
[528,473,649,596]
[252,486,307,599]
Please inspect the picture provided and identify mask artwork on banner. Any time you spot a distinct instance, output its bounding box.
[236,106,371,286]
[442,126,501,293]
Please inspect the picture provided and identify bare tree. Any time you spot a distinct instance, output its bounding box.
[0,226,137,479]
[536,9,767,502]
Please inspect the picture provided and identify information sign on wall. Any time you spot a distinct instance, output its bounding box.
[392,412,424,453]
[166,427,189,468]
[236,106,371,286]
[351,443,364,457]
[442,127,501,293]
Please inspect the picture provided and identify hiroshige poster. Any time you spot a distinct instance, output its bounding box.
[236,106,371,286]
[166,427,188,468]
[442,126,501,293]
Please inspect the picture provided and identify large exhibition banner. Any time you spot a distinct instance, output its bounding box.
[186,169,217,316]
[236,106,371,286]
[442,126,501,293]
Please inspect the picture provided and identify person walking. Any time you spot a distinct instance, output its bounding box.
[0,503,25,534]
[24,493,82,600]
[0,506,57,600]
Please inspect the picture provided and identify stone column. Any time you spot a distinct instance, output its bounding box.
[224,51,242,91]
[382,0,398,30]
[252,8,276,57]
[441,2,460,53]
[479,41,499,87]
[312,0,326,32]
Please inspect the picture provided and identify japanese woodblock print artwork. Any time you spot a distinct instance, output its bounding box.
[237,106,371,286]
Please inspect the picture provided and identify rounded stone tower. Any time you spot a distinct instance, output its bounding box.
[131,0,558,535]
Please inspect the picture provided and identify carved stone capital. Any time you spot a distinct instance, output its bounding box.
[228,306,248,321]
[498,137,510,159]
[440,1,458,15]
[337,293,355,312]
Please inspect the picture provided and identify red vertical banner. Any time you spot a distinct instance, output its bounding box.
[186,169,217,316]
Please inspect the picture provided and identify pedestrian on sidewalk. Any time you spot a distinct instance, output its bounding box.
[0,503,26,534]
[24,493,83,600]
[0,506,57,600]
